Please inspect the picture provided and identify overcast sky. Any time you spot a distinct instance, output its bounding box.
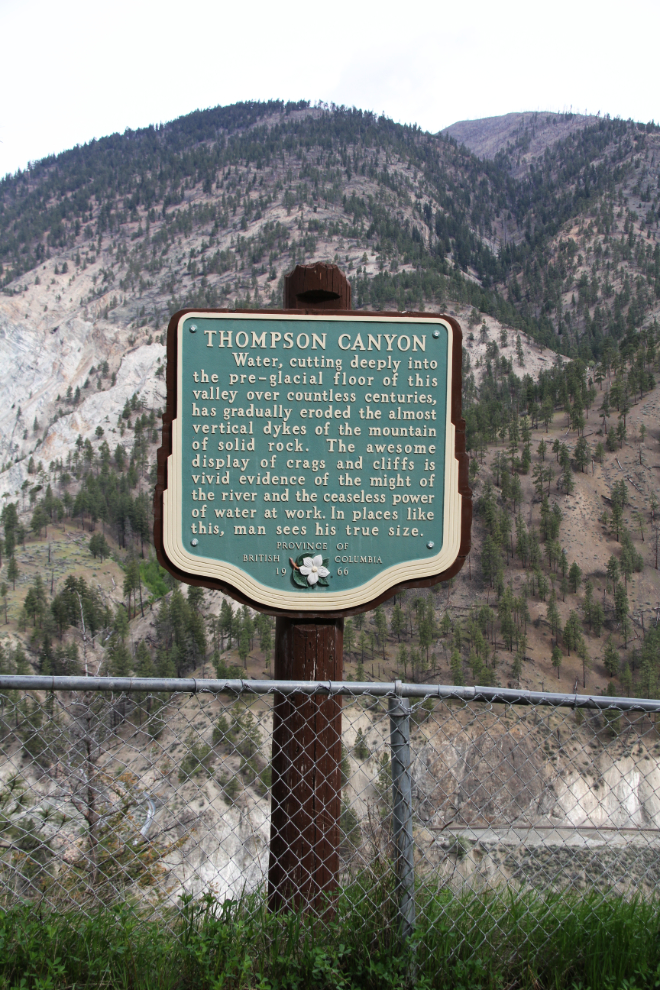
[1,0,658,178]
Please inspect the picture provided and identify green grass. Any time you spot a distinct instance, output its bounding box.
[0,886,659,989]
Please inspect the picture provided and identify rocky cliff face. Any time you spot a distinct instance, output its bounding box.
[412,710,660,831]
[4,692,657,908]
[0,300,164,499]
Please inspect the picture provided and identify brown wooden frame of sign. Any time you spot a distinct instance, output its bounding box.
[154,262,472,915]
[154,317,471,615]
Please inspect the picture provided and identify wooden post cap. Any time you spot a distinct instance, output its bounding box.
[284,262,351,311]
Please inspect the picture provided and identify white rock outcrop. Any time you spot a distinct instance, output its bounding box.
[0,302,165,499]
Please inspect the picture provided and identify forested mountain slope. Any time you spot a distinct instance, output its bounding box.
[3,102,659,337]
[0,100,658,704]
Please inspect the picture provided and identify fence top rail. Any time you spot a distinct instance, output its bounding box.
[0,675,659,713]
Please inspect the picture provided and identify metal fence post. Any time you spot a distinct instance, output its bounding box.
[388,688,416,940]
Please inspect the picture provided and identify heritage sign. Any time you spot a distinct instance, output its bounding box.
[155,309,471,615]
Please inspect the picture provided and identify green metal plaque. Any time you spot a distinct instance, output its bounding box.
[155,311,470,614]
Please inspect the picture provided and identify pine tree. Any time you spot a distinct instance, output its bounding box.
[510,475,523,513]
[551,644,563,678]
[107,639,132,676]
[89,533,110,560]
[603,636,619,678]
[240,605,254,650]
[614,582,629,629]
[397,643,407,678]
[611,501,624,541]
[450,647,463,686]
[7,556,18,590]
[621,662,633,696]
[123,558,142,618]
[220,599,233,648]
[13,643,30,674]
[620,542,634,587]
[469,651,483,682]
[568,561,582,594]
[516,515,529,565]
[541,398,554,432]
[440,611,452,638]
[187,586,205,612]
[391,603,405,641]
[238,624,250,669]
[135,640,155,677]
[606,555,619,592]
[561,465,575,495]
[563,611,582,656]
[481,535,500,587]
[546,590,561,640]
[418,600,436,664]
[374,605,388,660]
[258,616,272,660]
[574,436,589,472]
[156,646,176,678]
[512,650,523,681]
[578,638,592,688]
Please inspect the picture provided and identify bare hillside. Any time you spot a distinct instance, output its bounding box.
[442,111,599,172]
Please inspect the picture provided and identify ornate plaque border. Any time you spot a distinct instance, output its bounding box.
[154,309,471,616]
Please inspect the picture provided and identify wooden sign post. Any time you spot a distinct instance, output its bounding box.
[154,262,471,914]
[268,264,348,913]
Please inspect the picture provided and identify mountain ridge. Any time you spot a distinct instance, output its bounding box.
[441,110,601,168]
[0,99,658,707]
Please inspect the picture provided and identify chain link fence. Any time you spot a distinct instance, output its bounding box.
[0,674,659,972]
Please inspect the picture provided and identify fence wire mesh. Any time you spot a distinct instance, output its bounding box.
[0,675,659,972]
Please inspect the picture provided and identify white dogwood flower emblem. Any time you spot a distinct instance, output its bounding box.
[299,554,330,586]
